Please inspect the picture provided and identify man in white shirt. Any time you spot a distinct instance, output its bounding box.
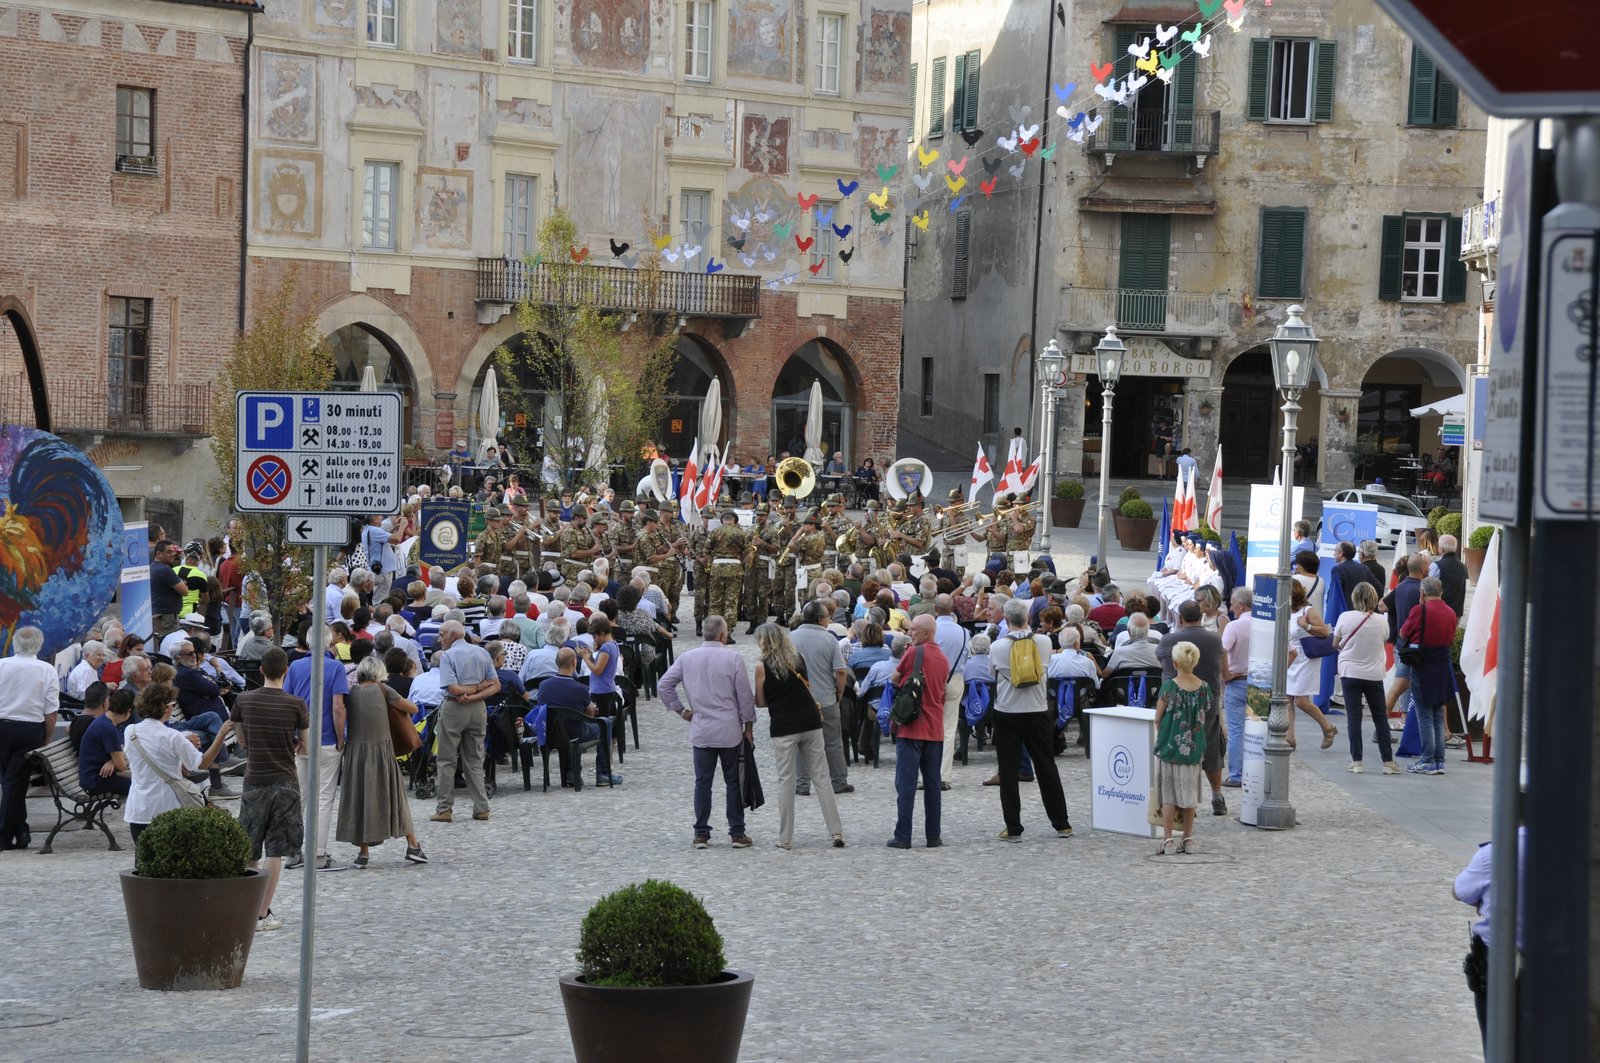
[1046,627,1101,687]
[521,619,570,683]
[407,658,445,710]
[479,596,509,639]
[66,641,108,700]
[323,567,350,625]
[0,626,60,849]
[1104,613,1164,674]
[990,599,1074,841]
[862,633,909,695]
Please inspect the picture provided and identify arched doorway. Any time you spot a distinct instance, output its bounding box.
[470,333,575,468]
[658,335,732,461]
[1083,374,1189,481]
[1357,348,1466,488]
[325,323,418,442]
[1220,347,1276,481]
[0,303,49,430]
[771,340,855,462]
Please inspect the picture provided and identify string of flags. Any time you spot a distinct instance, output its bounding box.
[533,0,1263,292]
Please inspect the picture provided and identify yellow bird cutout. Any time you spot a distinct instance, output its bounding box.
[912,210,930,231]
[917,145,940,169]
[944,174,967,194]
[1135,51,1159,74]
[653,234,673,250]
[868,186,891,208]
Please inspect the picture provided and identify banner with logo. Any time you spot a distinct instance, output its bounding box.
[1244,483,1306,581]
[1239,574,1281,827]
[121,521,152,640]
[420,501,470,570]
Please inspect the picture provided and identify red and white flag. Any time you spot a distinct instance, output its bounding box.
[705,456,730,508]
[968,443,994,504]
[1460,533,1501,721]
[996,434,1028,499]
[679,436,700,523]
[693,445,720,510]
[1016,455,1043,495]
[1206,446,1224,532]
[1171,467,1191,532]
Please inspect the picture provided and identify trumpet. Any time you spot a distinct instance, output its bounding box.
[939,499,1043,540]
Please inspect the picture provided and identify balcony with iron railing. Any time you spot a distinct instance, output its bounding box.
[1087,108,1221,165]
[1059,286,1230,336]
[1460,197,1501,268]
[0,375,212,438]
[476,258,761,325]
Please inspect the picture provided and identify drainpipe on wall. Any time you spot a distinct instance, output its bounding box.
[1026,0,1063,455]
[238,7,254,334]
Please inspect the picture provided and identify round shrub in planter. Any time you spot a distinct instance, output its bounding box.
[1116,497,1157,551]
[1437,512,1463,539]
[1118,485,1142,505]
[1427,504,1452,531]
[121,806,269,991]
[560,880,752,1063]
[1464,525,1497,580]
[1051,479,1086,528]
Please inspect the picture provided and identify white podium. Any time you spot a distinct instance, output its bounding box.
[1084,706,1158,837]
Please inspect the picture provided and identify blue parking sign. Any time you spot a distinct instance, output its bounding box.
[302,397,321,423]
[243,395,293,450]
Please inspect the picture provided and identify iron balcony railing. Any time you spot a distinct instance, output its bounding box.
[1460,198,1501,260]
[477,258,761,319]
[1087,108,1220,157]
[0,375,212,436]
[1060,286,1229,336]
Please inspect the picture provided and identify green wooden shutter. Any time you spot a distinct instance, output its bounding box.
[1313,39,1337,123]
[963,50,981,130]
[1443,215,1467,302]
[1171,48,1197,151]
[1378,214,1405,301]
[1408,48,1437,126]
[1247,39,1271,121]
[929,56,946,137]
[1436,71,1459,127]
[952,53,967,137]
[1110,26,1138,150]
[1119,214,1171,329]
[908,63,917,142]
[1258,208,1306,298]
[952,211,971,299]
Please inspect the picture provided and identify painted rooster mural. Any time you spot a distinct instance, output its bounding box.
[0,428,123,658]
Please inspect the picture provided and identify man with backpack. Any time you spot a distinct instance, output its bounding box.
[991,598,1074,841]
[886,615,949,849]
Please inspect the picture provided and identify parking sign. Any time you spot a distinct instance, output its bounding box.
[234,391,403,515]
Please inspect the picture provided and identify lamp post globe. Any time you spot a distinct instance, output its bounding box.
[1093,327,1127,570]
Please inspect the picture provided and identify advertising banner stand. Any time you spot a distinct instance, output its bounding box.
[1085,706,1157,838]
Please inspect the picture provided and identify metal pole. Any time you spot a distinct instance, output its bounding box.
[1257,389,1300,829]
[1484,525,1526,1063]
[1096,382,1116,566]
[296,543,326,1063]
[1039,386,1056,554]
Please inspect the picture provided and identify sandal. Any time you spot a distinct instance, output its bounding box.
[1180,836,1196,854]
[1155,837,1177,856]
[1321,726,1338,750]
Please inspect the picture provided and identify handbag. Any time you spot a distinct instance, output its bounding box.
[127,728,209,809]
[1398,601,1428,667]
[387,697,422,755]
[891,647,926,728]
[1299,605,1338,659]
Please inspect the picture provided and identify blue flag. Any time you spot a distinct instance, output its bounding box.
[1228,530,1245,580]
[1315,565,1348,713]
[1155,496,1171,571]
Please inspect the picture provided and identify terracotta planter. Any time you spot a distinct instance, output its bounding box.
[560,970,754,1063]
[120,869,269,990]
[1050,498,1085,528]
[1116,516,1158,552]
[1464,546,1486,582]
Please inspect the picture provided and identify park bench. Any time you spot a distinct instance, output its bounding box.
[26,736,122,854]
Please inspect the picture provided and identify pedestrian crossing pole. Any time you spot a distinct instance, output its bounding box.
[296,542,327,1063]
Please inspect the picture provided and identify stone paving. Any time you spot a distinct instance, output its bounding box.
[0,582,1488,1062]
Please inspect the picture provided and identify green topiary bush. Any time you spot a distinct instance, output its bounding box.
[1427,504,1451,531]
[135,806,251,880]
[1054,479,1085,500]
[1118,486,1141,505]
[1468,525,1496,550]
[577,880,726,988]
[1437,512,1463,538]
[1197,517,1222,543]
[1120,498,1154,520]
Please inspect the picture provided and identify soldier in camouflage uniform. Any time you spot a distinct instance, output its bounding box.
[772,496,798,619]
[558,509,602,585]
[973,496,1010,569]
[821,492,851,571]
[859,499,891,571]
[1003,492,1036,560]
[742,502,781,633]
[687,516,713,635]
[890,495,932,561]
[638,510,680,621]
[607,499,640,576]
[940,488,969,578]
[503,493,540,582]
[706,510,748,632]
[474,507,510,585]
[788,509,829,612]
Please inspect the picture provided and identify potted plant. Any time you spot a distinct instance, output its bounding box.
[1437,511,1463,540]
[1427,504,1452,532]
[120,806,270,991]
[1464,524,1495,581]
[1112,485,1140,538]
[559,879,753,1063]
[1051,478,1086,528]
[403,442,431,467]
[1116,496,1158,551]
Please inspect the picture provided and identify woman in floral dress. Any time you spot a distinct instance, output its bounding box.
[1153,641,1210,855]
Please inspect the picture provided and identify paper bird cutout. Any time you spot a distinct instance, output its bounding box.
[816,206,835,228]
[948,194,967,213]
[1197,0,1222,14]
[912,172,933,193]
[869,207,892,224]
[682,244,701,261]
[1156,66,1176,84]
[982,157,1003,177]
[570,246,590,263]
[1224,0,1245,14]
[774,219,793,239]
[912,211,930,231]
[706,258,723,274]
[979,177,997,199]
[1085,114,1104,134]
[868,186,891,208]
[754,209,772,223]
[1040,142,1057,160]
[808,258,827,276]
[762,247,777,261]
[1052,81,1077,103]
[945,174,967,193]
[663,248,681,263]
[653,234,673,250]
[795,234,814,252]
[1008,162,1027,179]
[1094,82,1126,105]
[947,156,969,176]
[1181,24,1205,44]
[1091,60,1115,83]
[1160,48,1182,69]
[1156,23,1179,45]
[618,254,638,268]
[960,128,985,147]
[878,163,899,183]
[1019,138,1040,156]
[797,192,819,211]
[731,211,751,231]
[839,246,854,264]
[831,223,852,238]
[609,238,630,258]
[1067,126,1085,144]
[1126,72,1150,93]
[1227,12,1244,31]
[1136,50,1159,74]
[1008,104,1033,125]
[837,178,859,198]
[728,235,747,251]
[1067,111,1086,130]
[1193,34,1213,57]
[1127,36,1152,59]
[917,145,940,168]
[998,132,1020,152]
[738,252,756,268]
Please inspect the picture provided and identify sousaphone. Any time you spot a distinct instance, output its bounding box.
[647,457,673,503]
[886,457,933,500]
[776,456,816,499]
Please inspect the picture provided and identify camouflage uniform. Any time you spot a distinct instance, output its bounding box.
[688,523,713,626]
[895,509,932,556]
[558,521,600,584]
[637,522,679,618]
[474,517,509,580]
[790,522,828,613]
[772,508,797,617]
[706,518,748,625]
[607,506,639,576]
[1006,510,1036,554]
[742,508,782,630]
[976,515,1009,568]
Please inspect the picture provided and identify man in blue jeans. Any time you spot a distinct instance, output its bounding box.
[887,615,949,849]
[1219,587,1253,785]
[535,648,621,786]
[659,616,755,849]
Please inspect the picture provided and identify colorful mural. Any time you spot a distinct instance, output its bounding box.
[740,113,789,175]
[570,0,650,73]
[436,0,482,56]
[260,51,318,145]
[728,0,792,81]
[258,151,322,237]
[416,168,472,249]
[862,9,910,87]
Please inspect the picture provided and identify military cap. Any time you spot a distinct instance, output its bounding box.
[802,509,821,524]
[483,506,503,519]
[948,488,962,501]
[755,502,770,514]
[720,508,738,521]
[619,499,636,513]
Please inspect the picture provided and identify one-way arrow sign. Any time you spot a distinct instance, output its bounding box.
[286,514,349,546]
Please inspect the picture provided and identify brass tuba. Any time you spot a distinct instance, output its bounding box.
[835,524,860,555]
[775,456,816,499]
[647,458,673,503]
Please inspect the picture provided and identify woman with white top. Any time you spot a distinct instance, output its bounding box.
[123,681,233,844]
[1284,581,1338,751]
[1333,581,1397,773]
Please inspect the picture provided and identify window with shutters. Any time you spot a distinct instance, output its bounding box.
[952,210,971,299]
[1257,207,1306,299]
[1407,47,1459,127]
[928,56,946,138]
[1248,38,1336,124]
[1117,213,1171,330]
[950,49,980,132]
[920,358,935,417]
[1378,212,1466,303]
[982,374,1000,434]
[811,200,836,281]
[1403,215,1446,301]
[908,63,918,143]
[817,14,842,95]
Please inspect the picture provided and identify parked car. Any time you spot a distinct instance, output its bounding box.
[1316,483,1430,552]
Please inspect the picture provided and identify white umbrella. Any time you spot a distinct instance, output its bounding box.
[478,367,501,462]
[699,377,722,463]
[803,380,824,465]
[358,364,378,393]
[586,377,609,472]
[1409,394,1466,418]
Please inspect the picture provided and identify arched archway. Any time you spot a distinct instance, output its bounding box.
[771,340,857,462]
[469,332,576,468]
[659,334,733,460]
[0,299,49,430]
[1356,347,1467,485]
[325,324,418,441]
[1216,344,1328,482]
[315,293,434,443]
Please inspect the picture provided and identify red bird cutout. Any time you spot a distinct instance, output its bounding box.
[808,258,827,276]
[1019,138,1041,156]
[1091,60,1115,83]
[570,245,590,263]
[795,234,814,252]
[979,177,997,199]
[797,192,819,210]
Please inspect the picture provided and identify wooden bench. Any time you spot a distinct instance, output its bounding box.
[26,736,123,854]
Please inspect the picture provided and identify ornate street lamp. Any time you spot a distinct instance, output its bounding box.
[1258,305,1320,830]
[1034,339,1065,554]
[1093,327,1127,567]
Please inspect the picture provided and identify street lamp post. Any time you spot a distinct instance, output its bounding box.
[1093,327,1127,568]
[1257,305,1320,831]
[1034,340,1065,554]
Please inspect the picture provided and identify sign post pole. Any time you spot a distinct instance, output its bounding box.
[296,543,327,1063]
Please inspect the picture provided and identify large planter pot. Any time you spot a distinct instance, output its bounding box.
[1050,498,1085,528]
[1464,546,1486,581]
[1116,516,1158,552]
[120,869,269,991]
[559,970,754,1063]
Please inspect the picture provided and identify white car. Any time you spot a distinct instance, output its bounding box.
[1317,485,1430,552]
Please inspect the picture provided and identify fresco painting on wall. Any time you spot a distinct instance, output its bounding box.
[315,0,356,29]
[416,168,472,249]
[436,0,482,55]
[258,152,323,238]
[260,51,318,145]
[571,0,650,73]
[862,10,909,87]
[741,114,789,176]
[728,0,791,81]
[569,96,658,234]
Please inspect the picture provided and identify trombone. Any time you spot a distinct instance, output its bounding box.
[938,499,1043,540]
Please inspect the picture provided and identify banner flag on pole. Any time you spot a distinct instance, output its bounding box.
[1460,533,1502,721]
[1206,446,1224,532]
[968,443,994,504]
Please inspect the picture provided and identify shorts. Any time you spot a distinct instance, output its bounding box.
[1393,660,1413,681]
[239,779,304,860]
[1201,705,1226,773]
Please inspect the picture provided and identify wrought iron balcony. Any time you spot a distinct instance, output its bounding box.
[1059,286,1229,337]
[1087,108,1220,164]
[476,258,761,322]
[1460,198,1500,267]
[0,375,212,437]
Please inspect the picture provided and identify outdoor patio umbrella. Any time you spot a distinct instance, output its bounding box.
[478,367,500,462]
[1409,394,1466,418]
[803,380,824,465]
[586,377,609,473]
[699,377,722,464]
[358,364,378,392]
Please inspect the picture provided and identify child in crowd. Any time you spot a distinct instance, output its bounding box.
[1153,641,1210,855]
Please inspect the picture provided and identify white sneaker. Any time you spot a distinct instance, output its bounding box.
[256,911,283,932]
[1348,761,1365,774]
